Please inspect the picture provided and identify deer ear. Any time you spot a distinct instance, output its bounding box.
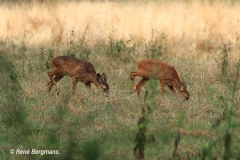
[96,73,102,82]
[102,73,107,83]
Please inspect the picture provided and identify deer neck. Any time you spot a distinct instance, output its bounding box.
[89,72,101,87]
[173,79,182,92]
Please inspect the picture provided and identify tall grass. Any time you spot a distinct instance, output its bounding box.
[0,0,240,54]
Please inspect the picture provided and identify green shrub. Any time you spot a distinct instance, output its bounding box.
[106,30,135,62]
[144,31,168,60]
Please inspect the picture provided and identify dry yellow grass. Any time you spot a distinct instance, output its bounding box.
[0,0,240,47]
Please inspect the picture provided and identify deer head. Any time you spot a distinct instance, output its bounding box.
[178,82,189,100]
[96,73,109,97]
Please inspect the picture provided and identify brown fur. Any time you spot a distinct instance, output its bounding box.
[47,56,109,97]
[130,59,189,100]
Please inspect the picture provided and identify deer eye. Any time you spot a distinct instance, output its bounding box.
[103,84,109,91]
[101,85,106,90]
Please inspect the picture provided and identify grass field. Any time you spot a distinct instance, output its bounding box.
[0,0,240,159]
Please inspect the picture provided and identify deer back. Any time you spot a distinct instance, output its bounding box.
[136,59,189,100]
[52,56,97,83]
[137,59,181,82]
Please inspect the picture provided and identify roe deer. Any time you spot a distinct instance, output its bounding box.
[130,59,189,100]
[47,56,109,97]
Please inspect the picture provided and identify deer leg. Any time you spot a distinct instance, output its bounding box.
[130,71,138,93]
[130,71,149,93]
[136,78,148,97]
[85,82,91,91]
[71,77,78,96]
[160,80,166,97]
[47,70,61,94]
[47,75,64,94]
